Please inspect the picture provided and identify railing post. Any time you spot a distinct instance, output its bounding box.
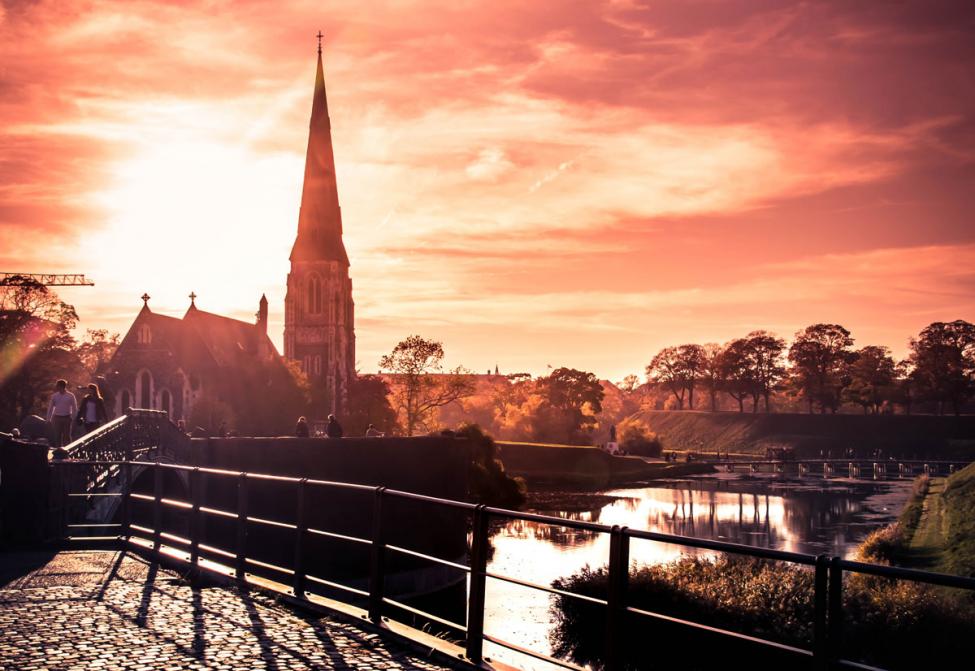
[152,461,163,553]
[368,486,387,623]
[605,525,630,671]
[120,461,132,540]
[190,467,201,567]
[466,504,489,664]
[813,554,828,669]
[236,473,248,581]
[828,556,844,666]
[293,478,308,598]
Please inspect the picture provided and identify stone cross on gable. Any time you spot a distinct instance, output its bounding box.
[140,293,150,306]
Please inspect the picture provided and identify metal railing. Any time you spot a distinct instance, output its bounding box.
[54,458,975,671]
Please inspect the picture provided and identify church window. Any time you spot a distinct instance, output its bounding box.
[137,324,152,344]
[160,389,171,416]
[308,275,323,314]
[139,370,153,409]
[314,355,322,375]
[303,355,312,373]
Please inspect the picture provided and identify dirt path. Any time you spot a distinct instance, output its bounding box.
[909,477,947,568]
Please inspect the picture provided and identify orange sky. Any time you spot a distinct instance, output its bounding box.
[1,1,973,381]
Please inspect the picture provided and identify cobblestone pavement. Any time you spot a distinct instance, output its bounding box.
[0,551,460,671]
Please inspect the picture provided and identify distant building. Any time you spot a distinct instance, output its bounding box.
[284,44,356,417]
[101,294,302,435]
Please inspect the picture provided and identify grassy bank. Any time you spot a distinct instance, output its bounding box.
[550,472,974,670]
[892,462,975,577]
[496,441,713,489]
[635,410,975,459]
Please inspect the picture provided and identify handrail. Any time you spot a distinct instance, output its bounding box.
[54,457,975,671]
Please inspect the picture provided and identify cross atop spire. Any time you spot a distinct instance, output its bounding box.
[141,293,150,306]
[188,291,197,308]
[316,30,323,55]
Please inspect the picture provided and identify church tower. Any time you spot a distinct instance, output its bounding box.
[284,39,355,417]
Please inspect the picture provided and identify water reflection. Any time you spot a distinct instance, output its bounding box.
[483,474,913,670]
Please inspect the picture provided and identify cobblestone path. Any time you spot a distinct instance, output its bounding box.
[0,551,460,671]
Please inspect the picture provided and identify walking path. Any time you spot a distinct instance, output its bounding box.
[0,550,463,671]
[909,477,946,569]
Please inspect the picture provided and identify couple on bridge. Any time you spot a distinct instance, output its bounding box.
[46,378,108,447]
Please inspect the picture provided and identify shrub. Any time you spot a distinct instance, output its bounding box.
[550,554,972,670]
[616,418,663,457]
[457,423,527,508]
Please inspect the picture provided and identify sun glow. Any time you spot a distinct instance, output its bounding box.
[80,138,301,327]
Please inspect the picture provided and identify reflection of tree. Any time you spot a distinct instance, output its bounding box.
[499,518,600,547]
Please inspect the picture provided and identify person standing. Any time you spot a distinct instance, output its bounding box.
[325,414,343,438]
[47,379,78,448]
[295,416,310,437]
[77,383,108,435]
[365,423,383,437]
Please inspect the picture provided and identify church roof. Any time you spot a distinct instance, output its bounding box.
[290,48,349,266]
[183,307,276,367]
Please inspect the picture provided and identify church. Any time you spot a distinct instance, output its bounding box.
[101,44,356,431]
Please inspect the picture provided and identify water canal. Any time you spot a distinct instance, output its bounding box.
[481,472,916,670]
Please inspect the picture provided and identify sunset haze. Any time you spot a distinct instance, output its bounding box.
[2,0,973,381]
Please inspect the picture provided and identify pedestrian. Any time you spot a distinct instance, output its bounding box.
[365,423,383,437]
[76,383,108,435]
[295,416,310,437]
[46,379,78,448]
[325,414,343,438]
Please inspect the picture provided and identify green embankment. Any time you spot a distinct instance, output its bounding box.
[496,441,713,489]
[897,462,975,576]
[635,410,975,459]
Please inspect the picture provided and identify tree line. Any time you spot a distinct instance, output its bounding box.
[645,321,975,416]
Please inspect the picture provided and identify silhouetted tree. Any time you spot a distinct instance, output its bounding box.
[76,329,120,377]
[718,339,754,412]
[0,276,82,428]
[379,335,475,435]
[844,345,897,414]
[346,374,398,436]
[908,320,975,415]
[744,331,786,413]
[788,324,855,414]
[647,345,704,410]
[698,343,723,412]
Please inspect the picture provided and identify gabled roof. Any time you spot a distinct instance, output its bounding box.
[183,307,278,367]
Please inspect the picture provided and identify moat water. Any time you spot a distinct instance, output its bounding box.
[481,472,915,670]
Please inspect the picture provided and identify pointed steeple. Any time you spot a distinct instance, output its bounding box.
[290,40,349,265]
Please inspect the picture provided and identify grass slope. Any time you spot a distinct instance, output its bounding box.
[941,462,975,577]
[636,410,975,459]
[495,441,712,488]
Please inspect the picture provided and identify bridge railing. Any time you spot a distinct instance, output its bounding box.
[51,458,975,671]
[52,410,188,539]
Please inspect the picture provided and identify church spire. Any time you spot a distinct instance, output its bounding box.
[290,36,349,265]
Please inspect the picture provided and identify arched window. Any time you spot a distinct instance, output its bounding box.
[160,389,171,416]
[137,324,152,344]
[303,355,312,373]
[314,355,322,375]
[139,370,153,409]
[307,275,323,314]
[120,390,131,414]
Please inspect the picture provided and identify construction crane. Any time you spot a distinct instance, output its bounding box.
[0,273,94,286]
